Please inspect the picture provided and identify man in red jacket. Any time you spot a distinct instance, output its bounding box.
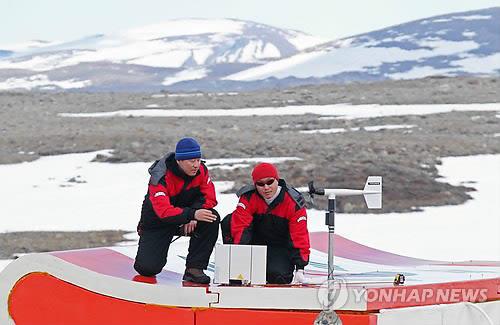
[221,163,310,284]
[134,137,219,284]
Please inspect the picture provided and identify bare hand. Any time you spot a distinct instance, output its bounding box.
[194,209,217,222]
[183,220,197,235]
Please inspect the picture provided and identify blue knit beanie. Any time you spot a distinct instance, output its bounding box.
[175,137,201,160]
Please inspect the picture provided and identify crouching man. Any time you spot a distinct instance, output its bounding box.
[221,163,310,284]
[134,137,219,284]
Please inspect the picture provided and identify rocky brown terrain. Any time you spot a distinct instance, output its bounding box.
[1,76,499,258]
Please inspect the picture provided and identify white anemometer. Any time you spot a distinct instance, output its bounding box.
[308,176,382,325]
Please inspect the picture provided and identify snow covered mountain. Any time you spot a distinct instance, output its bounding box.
[227,7,500,83]
[0,8,499,92]
[0,19,324,91]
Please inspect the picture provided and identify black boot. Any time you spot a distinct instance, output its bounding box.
[183,268,210,284]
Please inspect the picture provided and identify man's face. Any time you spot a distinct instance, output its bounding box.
[255,177,278,200]
[177,158,201,176]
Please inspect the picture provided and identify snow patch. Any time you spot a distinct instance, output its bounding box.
[285,31,326,51]
[0,74,91,90]
[300,124,415,134]
[210,92,239,96]
[450,53,500,74]
[192,48,213,65]
[59,103,500,120]
[225,40,479,81]
[363,124,415,131]
[434,29,450,36]
[462,31,477,38]
[258,43,281,59]
[431,15,490,24]
[162,68,208,86]
[225,50,327,80]
[432,18,452,23]
[0,52,88,71]
[417,39,479,53]
[128,49,192,68]
[167,93,204,97]
[452,14,491,21]
[300,128,346,134]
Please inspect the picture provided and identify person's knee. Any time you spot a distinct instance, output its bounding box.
[210,209,221,221]
[267,272,293,284]
[193,211,219,238]
[220,213,233,243]
[208,218,220,234]
[207,209,221,227]
[134,260,163,277]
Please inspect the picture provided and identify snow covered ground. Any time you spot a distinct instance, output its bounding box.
[225,39,484,81]
[0,74,91,90]
[299,124,415,134]
[0,151,499,272]
[0,152,299,232]
[59,103,500,119]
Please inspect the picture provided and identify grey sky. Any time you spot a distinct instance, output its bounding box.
[1,0,499,45]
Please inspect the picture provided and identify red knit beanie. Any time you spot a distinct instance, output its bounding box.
[252,163,279,183]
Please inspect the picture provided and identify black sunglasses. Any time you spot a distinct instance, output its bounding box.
[255,179,276,187]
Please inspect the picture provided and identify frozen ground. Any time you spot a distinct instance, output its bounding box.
[59,103,500,119]
[0,152,498,272]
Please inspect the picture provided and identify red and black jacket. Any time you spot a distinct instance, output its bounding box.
[228,180,310,269]
[139,152,217,229]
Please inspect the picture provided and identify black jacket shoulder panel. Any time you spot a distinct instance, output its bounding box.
[236,184,256,198]
[148,152,174,185]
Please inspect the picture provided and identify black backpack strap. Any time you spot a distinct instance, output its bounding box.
[286,186,306,209]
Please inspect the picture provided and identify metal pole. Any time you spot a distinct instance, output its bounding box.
[326,195,336,281]
[315,195,342,325]
[309,177,381,325]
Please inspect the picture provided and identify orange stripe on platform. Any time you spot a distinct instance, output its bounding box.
[8,272,378,325]
[195,308,377,325]
[8,272,193,325]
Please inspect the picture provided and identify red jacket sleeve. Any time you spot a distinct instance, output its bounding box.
[288,206,310,268]
[199,165,217,209]
[231,194,255,244]
[148,183,194,224]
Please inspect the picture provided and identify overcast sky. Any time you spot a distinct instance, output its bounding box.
[1,0,499,45]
